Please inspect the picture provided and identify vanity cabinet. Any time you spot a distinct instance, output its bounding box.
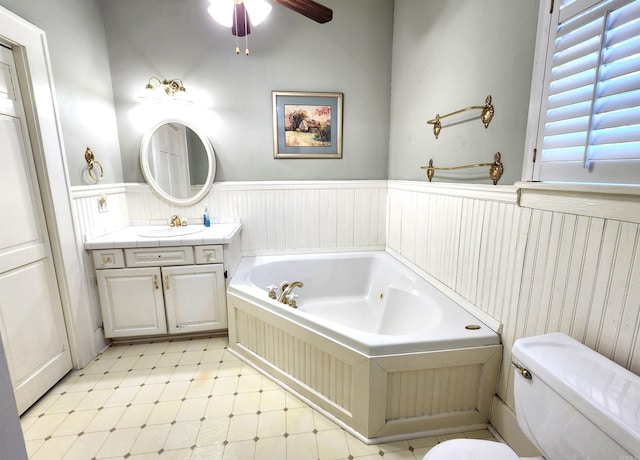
[94,245,227,338]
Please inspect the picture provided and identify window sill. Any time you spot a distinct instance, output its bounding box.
[515,181,640,224]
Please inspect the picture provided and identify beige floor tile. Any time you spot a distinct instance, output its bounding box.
[353,455,385,460]
[259,388,287,412]
[44,391,87,414]
[196,416,230,446]
[109,356,140,372]
[155,352,184,368]
[134,353,162,369]
[163,420,201,450]
[192,362,220,380]
[119,369,152,387]
[62,430,110,460]
[285,392,307,409]
[212,375,239,395]
[74,388,114,411]
[384,450,418,460]
[83,357,118,375]
[200,348,225,364]
[316,428,350,459]
[133,383,166,404]
[24,438,45,458]
[94,370,128,390]
[191,443,225,459]
[260,376,282,391]
[23,412,68,440]
[144,366,176,385]
[130,423,171,455]
[159,447,195,459]
[239,362,259,375]
[223,439,256,460]
[143,341,170,354]
[217,360,243,377]
[146,400,182,425]
[464,429,495,440]
[120,343,151,357]
[185,377,215,399]
[22,389,62,417]
[171,363,198,382]
[85,406,127,432]
[286,406,315,434]
[19,414,38,432]
[257,410,286,438]
[378,440,411,453]
[255,435,287,459]
[176,397,208,422]
[66,373,103,393]
[205,394,235,418]
[179,350,204,365]
[226,413,259,442]
[51,409,98,437]
[237,373,262,393]
[102,385,140,408]
[207,336,228,349]
[232,391,261,415]
[115,403,154,429]
[158,380,191,402]
[164,340,191,353]
[286,432,318,460]
[95,426,141,458]
[29,433,76,460]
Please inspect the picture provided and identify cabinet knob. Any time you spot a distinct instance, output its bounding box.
[153,274,159,290]
[164,275,170,290]
[103,257,111,264]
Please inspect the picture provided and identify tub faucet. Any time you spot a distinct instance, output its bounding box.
[277,281,303,304]
[169,215,186,227]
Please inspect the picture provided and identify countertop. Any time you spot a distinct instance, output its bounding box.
[84,223,242,250]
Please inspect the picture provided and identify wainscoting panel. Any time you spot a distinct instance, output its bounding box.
[125,181,387,254]
[387,181,640,417]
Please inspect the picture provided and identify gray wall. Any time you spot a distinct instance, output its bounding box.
[388,0,538,184]
[100,0,393,183]
[0,0,122,185]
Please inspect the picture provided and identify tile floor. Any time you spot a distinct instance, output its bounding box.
[20,336,495,459]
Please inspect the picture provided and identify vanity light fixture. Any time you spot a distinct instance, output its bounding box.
[208,0,272,55]
[141,77,193,104]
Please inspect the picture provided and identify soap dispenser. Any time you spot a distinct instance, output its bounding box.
[203,205,210,227]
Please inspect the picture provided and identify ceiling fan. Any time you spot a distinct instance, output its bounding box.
[209,0,333,40]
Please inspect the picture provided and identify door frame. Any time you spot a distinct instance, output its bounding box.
[0,6,103,368]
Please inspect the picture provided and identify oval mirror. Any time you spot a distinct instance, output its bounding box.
[140,119,216,206]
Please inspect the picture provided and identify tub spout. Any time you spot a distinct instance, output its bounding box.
[277,281,303,304]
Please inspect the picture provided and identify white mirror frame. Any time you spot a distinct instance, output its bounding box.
[140,118,216,206]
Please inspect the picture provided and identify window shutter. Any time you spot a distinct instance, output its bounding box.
[534,0,640,184]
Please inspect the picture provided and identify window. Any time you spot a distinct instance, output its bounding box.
[528,0,640,184]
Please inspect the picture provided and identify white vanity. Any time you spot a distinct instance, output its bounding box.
[85,223,241,339]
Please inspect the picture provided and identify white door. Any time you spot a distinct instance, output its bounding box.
[150,123,191,199]
[0,44,72,413]
[163,264,227,334]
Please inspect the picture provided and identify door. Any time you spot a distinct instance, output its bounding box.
[0,44,72,414]
[163,265,227,334]
[150,122,191,199]
[96,267,167,338]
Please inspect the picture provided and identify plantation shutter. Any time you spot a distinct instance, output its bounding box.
[533,0,640,184]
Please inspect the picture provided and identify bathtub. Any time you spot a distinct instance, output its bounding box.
[227,251,502,442]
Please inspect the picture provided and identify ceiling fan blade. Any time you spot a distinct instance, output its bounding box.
[274,0,333,24]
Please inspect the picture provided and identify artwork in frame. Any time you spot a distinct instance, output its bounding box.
[272,91,343,159]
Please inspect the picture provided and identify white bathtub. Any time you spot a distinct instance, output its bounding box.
[227,251,503,442]
[228,251,500,356]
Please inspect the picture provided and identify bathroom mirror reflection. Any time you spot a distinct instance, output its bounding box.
[140,119,216,205]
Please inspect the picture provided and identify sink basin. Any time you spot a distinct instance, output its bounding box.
[137,226,205,238]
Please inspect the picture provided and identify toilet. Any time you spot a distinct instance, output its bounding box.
[424,332,640,459]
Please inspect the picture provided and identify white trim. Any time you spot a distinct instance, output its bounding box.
[388,180,519,205]
[70,183,127,198]
[517,181,640,223]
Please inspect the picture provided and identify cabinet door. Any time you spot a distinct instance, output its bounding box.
[162,265,227,334]
[96,267,167,338]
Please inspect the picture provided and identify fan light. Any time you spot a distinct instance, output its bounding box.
[208,0,272,28]
[208,0,272,54]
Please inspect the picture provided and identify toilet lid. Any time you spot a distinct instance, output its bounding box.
[423,438,521,460]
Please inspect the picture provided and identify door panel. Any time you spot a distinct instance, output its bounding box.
[0,45,72,413]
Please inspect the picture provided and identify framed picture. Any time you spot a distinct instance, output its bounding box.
[272,91,343,159]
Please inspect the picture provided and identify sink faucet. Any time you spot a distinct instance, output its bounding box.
[277,280,303,305]
[169,215,186,227]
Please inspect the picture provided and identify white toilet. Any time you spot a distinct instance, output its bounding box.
[424,332,640,459]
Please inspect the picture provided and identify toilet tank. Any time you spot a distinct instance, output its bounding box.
[512,333,640,460]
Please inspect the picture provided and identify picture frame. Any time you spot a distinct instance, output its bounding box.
[272,91,343,159]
